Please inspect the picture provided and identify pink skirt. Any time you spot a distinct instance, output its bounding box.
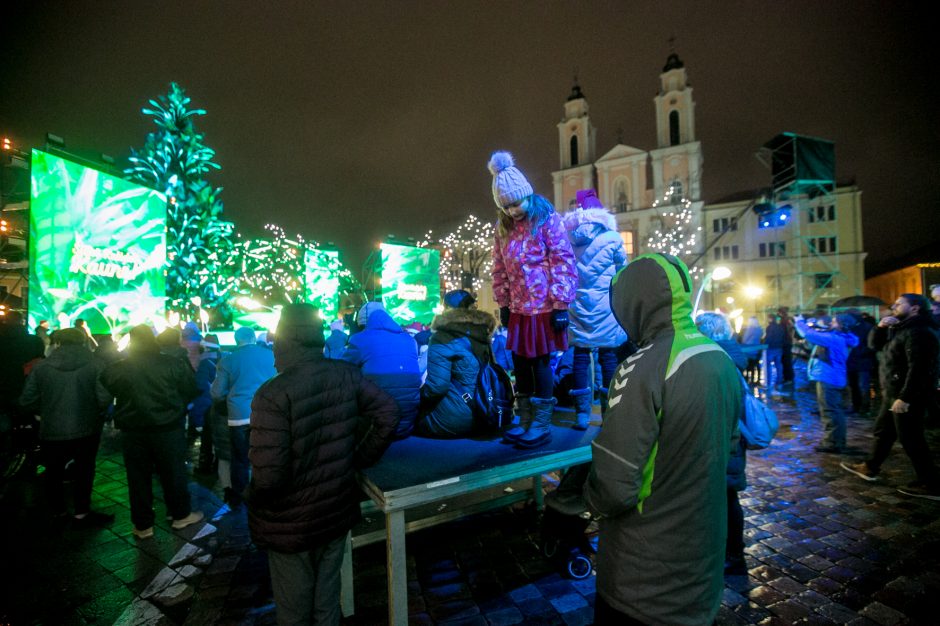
[507,311,568,359]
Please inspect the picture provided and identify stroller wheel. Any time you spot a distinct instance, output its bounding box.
[542,537,559,558]
[566,553,593,580]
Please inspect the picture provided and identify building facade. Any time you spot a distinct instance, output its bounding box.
[549,52,865,314]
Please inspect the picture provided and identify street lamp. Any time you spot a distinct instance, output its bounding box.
[693,266,731,315]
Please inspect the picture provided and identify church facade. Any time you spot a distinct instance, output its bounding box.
[550,52,866,315]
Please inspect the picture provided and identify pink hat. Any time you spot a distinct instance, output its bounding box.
[576,189,604,210]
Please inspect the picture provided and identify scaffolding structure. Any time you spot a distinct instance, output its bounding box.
[758,133,838,311]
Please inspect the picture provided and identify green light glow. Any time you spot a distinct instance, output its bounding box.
[28,149,167,335]
[379,243,440,325]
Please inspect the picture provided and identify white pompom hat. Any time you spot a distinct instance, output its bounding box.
[487,151,533,209]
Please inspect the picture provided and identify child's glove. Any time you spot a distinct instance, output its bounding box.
[551,309,569,332]
[499,307,510,327]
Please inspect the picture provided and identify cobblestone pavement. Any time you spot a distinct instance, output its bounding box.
[2,362,939,625]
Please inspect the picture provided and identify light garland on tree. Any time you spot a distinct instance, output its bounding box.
[418,214,494,294]
[646,179,703,276]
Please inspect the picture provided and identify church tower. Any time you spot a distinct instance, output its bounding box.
[650,50,703,203]
[552,78,597,211]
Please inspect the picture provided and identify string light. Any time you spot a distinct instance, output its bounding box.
[418,214,495,294]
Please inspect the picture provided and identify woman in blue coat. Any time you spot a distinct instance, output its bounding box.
[414,290,497,438]
[562,190,628,429]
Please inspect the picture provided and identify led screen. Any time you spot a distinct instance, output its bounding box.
[304,248,340,322]
[28,149,167,335]
[379,243,440,325]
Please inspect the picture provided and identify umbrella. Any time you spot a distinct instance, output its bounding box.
[831,295,886,307]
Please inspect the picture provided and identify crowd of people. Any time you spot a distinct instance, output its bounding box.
[1,148,938,624]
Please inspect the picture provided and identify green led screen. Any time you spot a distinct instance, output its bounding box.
[379,243,440,325]
[303,248,340,322]
[28,149,167,335]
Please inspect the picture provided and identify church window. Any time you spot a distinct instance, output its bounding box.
[614,179,630,212]
[669,110,680,146]
[620,231,636,257]
[570,135,579,166]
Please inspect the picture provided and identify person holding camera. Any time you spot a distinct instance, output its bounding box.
[794,313,858,453]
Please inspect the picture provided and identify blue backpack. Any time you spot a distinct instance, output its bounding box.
[738,373,779,449]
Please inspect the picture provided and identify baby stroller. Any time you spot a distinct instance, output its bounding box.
[540,463,595,580]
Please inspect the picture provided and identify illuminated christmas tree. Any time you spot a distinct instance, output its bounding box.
[418,214,494,294]
[126,83,237,319]
[645,178,702,274]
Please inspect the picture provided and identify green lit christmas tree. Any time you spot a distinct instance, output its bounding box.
[126,82,237,320]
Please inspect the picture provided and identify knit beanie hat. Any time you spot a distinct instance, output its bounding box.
[329,319,345,332]
[443,289,475,310]
[357,301,385,327]
[575,189,604,210]
[488,151,533,209]
[234,326,257,345]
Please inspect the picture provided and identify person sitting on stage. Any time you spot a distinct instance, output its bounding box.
[343,301,421,439]
[414,290,498,438]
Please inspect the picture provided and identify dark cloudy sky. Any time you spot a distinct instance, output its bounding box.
[2,1,936,274]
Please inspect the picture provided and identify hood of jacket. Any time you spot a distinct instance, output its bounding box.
[610,253,696,346]
[45,344,95,371]
[431,308,496,351]
[562,207,617,233]
[365,308,406,334]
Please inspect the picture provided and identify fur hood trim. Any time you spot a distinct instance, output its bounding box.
[562,207,617,233]
[431,307,497,337]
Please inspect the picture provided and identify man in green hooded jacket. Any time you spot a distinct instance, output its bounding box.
[585,254,742,626]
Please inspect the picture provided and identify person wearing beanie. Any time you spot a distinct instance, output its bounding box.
[793,312,859,453]
[101,324,203,539]
[561,189,629,430]
[247,304,398,624]
[488,150,577,449]
[343,301,422,438]
[212,325,276,508]
[323,319,348,360]
[414,290,497,438]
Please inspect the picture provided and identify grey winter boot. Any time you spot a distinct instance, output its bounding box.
[502,394,532,443]
[515,397,555,449]
[569,388,593,430]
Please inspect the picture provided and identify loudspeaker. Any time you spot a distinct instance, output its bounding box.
[764,133,835,190]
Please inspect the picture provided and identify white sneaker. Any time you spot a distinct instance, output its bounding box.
[133,526,154,539]
[171,511,205,530]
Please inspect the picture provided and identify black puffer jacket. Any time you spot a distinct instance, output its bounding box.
[247,351,399,554]
[102,347,198,432]
[868,314,940,403]
[19,344,111,441]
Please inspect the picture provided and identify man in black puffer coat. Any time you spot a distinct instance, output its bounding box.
[248,304,399,625]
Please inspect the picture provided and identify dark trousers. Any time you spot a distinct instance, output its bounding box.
[868,395,940,488]
[512,353,553,399]
[122,426,191,530]
[572,347,618,391]
[726,487,744,558]
[848,369,872,413]
[593,594,647,625]
[41,432,101,516]
[782,344,794,382]
[268,535,346,626]
[229,424,250,502]
[816,382,847,448]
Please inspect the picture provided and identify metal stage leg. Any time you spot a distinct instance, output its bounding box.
[340,532,354,617]
[386,509,407,626]
[533,473,544,510]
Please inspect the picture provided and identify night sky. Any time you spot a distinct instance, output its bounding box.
[2,1,936,274]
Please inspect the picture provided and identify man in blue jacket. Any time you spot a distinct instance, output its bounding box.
[211,326,276,506]
[343,302,419,438]
[794,313,859,453]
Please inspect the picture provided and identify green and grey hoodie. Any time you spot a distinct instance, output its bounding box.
[584,254,742,626]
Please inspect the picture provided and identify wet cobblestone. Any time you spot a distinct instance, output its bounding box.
[2,362,939,624]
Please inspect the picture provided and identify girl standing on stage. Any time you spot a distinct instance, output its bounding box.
[488,151,577,449]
